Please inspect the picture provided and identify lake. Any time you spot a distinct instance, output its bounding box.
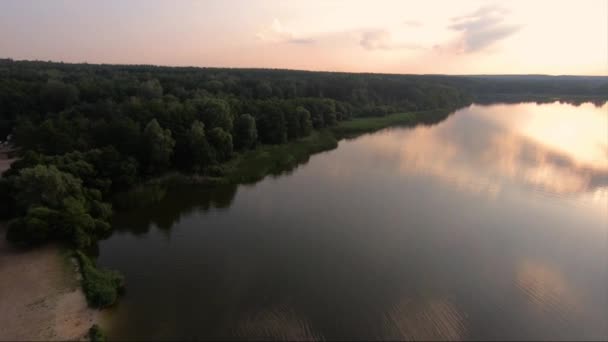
[98,102,608,340]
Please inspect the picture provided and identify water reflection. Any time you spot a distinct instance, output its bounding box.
[98,102,608,340]
[112,184,238,234]
[516,260,582,317]
[354,103,608,201]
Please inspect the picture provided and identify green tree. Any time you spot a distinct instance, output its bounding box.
[285,109,300,140]
[7,165,111,248]
[138,79,163,99]
[187,120,213,171]
[13,164,84,210]
[142,119,175,173]
[234,114,257,150]
[296,106,313,136]
[197,98,233,132]
[257,101,287,144]
[208,127,233,162]
[6,206,60,243]
[40,80,79,112]
[256,81,273,99]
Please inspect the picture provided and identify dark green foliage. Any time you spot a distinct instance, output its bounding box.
[255,81,273,99]
[40,80,79,112]
[186,120,213,171]
[223,130,338,184]
[89,324,106,342]
[142,119,175,173]
[6,206,60,244]
[196,97,233,132]
[256,101,287,144]
[6,165,112,248]
[208,127,233,162]
[234,114,257,150]
[296,106,313,137]
[12,164,84,210]
[75,251,124,308]
[138,79,163,99]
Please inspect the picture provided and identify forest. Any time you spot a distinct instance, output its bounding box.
[0,59,606,307]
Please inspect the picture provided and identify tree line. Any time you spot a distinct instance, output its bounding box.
[0,60,605,305]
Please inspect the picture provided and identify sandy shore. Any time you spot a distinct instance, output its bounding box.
[0,226,97,341]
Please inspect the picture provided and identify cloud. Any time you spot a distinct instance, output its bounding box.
[447,5,520,53]
[403,20,422,28]
[256,19,315,45]
[360,30,423,51]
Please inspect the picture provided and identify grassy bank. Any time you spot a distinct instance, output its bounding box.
[223,129,338,184]
[139,110,455,192]
[331,108,456,137]
[332,112,417,137]
[142,129,339,190]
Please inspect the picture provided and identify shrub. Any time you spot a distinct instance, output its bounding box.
[89,324,106,342]
[75,251,124,308]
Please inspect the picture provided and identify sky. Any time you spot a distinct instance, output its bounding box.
[0,0,606,75]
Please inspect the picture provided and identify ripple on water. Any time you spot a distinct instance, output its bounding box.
[515,260,583,331]
[382,298,467,341]
[234,305,323,341]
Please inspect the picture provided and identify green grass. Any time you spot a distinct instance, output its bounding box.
[332,112,417,137]
[222,129,338,184]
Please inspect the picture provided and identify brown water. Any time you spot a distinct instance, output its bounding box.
[98,102,608,340]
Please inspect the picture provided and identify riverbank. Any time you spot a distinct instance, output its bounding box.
[128,129,340,194]
[0,109,451,339]
[0,147,97,341]
[332,111,417,137]
[137,111,441,190]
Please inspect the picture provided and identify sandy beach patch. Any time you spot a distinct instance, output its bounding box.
[0,225,97,341]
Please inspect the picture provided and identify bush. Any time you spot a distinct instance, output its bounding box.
[89,324,106,342]
[75,251,124,308]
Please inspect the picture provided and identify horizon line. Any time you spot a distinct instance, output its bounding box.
[2,57,606,78]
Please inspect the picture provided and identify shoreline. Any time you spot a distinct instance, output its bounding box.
[0,108,460,340]
[127,110,445,191]
[0,147,98,341]
[0,225,98,341]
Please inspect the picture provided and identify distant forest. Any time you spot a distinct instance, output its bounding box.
[1,58,606,258]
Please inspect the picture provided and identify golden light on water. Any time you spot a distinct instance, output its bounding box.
[475,103,608,170]
[354,102,608,208]
[516,260,582,317]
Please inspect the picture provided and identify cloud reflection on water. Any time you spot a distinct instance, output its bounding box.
[355,102,608,203]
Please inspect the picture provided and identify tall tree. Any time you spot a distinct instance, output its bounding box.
[234,114,257,150]
[208,127,233,162]
[142,119,175,173]
[187,120,213,171]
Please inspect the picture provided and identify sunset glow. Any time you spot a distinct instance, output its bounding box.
[1,0,606,74]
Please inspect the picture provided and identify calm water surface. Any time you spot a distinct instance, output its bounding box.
[98,102,608,340]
